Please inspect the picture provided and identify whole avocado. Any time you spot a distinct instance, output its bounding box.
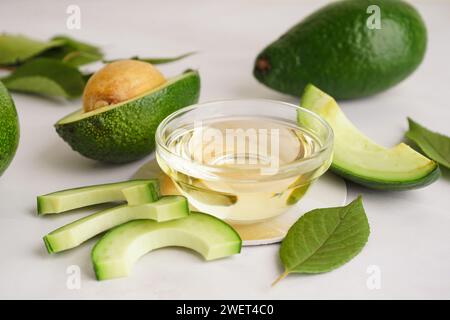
[0,81,19,176]
[253,0,427,99]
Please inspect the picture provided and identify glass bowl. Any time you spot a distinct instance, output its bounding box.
[155,99,333,224]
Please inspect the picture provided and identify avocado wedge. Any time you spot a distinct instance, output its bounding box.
[37,179,159,215]
[301,85,440,190]
[44,196,189,254]
[55,70,200,163]
[92,212,242,280]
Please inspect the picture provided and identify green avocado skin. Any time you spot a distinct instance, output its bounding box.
[253,0,427,99]
[332,163,441,190]
[55,71,200,163]
[0,81,20,176]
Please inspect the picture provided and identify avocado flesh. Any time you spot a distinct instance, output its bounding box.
[43,196,189,254]
[37,179,160,215]
[301,85,439,190]
[253,0,427,99]
[92,212,242,280]
[0,81,19,177]
[55,71,200,163]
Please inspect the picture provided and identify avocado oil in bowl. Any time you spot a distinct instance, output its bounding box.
[156,99,333,224]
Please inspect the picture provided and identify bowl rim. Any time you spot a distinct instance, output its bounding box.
[155,98,334,182]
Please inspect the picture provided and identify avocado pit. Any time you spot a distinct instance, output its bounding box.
[82,60,166,113]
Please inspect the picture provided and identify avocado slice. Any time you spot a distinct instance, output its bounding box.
[55,70,200,163]
[92,212,242,280]
[0,81,19,177]
[43,196,189,254]
[301,85,440,190]
[37,179,159,215]
[286,183,310,206]
[253,0,427,99]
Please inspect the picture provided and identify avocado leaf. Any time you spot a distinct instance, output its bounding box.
[51,35,102,55]
[63,51,103,67]
[42,48,103,67]
[406,118,450,169]
[2,58,85,98]
[104,51,196,64]
[0,34,63,66]
[41,35,103,67]
[274,196,370,285]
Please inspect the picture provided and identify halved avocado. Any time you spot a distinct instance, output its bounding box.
[301,84,440,190]
[55,71,200,163]
[92,212,242,280]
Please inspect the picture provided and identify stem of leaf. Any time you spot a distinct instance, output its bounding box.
[63,51,81,62]
[0,66,15,71]
[271,270,289,287]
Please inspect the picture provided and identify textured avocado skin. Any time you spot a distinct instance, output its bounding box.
[0,81,19,176]
[55,71,200,163]
[253,0,427,99]
[332,163,441,190]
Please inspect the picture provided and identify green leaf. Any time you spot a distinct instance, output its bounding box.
[406,118,450,169]
[40,35,103,67]
[44,49,103,67]
[82,72,94,83]
[0,34,63,66]
[2,58,85,98]
[274,196,370,285]
[104,51,196,64]
[63,50,103,67]
[51,35,102,55]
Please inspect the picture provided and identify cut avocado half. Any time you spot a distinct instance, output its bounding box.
[43,195,189,254]
[37,179,159,215]
[55,70,200,163]
[92,212,242,280]
[301,84,440,190]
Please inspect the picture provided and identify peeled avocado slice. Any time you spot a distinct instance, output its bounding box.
[92,212,242,280]
[301,85,440,190]
[43,195,189,254]
[37,179,159,215]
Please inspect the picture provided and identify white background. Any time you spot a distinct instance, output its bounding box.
[0,0,449,299]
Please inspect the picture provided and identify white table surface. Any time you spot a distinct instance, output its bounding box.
[0,0,449,299]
